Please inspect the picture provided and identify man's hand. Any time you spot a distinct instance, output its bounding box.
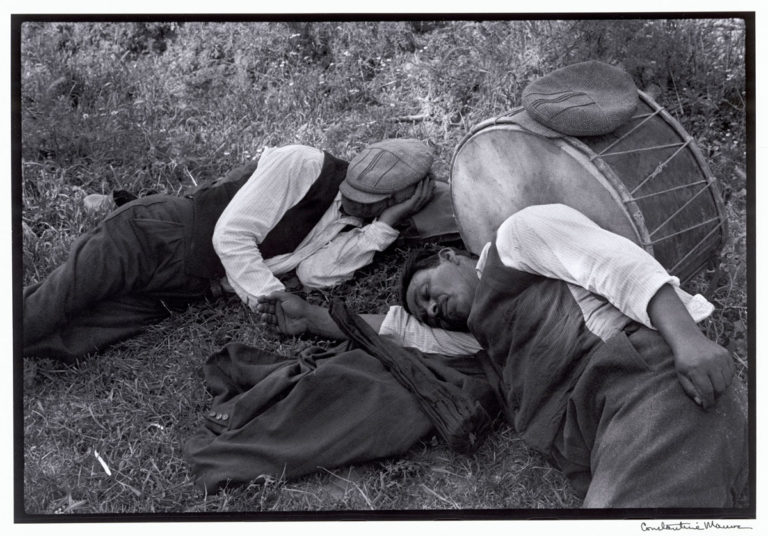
[256,291,312,335]
[378,176,435,227]
[647,284,735,409]
[673,331,734,409]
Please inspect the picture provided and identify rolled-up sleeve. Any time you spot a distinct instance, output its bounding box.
[494,204,713,327]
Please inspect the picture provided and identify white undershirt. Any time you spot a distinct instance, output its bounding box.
[212,145,399,309]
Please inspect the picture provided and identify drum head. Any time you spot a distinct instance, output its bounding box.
[451,124,642,255]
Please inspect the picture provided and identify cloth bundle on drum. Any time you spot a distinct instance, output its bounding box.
[329,300,497,454]
[521,60,639,137]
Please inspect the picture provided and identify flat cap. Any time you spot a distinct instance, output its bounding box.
[340,139,433,204]
[521,60,639,136]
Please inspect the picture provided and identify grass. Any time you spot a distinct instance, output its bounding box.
[22,246,581,514]
[18,17,749,515]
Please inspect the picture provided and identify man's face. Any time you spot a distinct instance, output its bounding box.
[341,183,419,220]
[405,250,478,331]
[341,196,388,219]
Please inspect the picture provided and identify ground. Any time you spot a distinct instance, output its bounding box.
[18,18,749,515]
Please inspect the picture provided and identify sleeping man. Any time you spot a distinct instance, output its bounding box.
[23,139,441,361]
[256,203,747,508]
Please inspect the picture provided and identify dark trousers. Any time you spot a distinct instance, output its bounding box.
[551,327,748,508]
[23,195,211,361]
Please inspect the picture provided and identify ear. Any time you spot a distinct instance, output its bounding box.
[437,247,457,263]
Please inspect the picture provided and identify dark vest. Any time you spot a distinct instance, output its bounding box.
[185,151,349,279]
[468,243,602,452]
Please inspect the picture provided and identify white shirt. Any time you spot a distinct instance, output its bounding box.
[212,145,400,309]
[379,204,712,355]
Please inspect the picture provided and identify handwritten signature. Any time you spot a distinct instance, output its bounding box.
[640,521,752,531]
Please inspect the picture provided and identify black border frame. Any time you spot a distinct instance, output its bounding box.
[11,11,757,523]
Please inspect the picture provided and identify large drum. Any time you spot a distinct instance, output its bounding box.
[450,91,727,283]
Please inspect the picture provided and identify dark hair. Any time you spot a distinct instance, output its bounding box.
[399,246,480,313]
[398,248,444,314]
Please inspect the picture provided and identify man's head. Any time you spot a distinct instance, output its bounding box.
[399,247,479,331]
[340,139,433,219]
[340,181,422,219]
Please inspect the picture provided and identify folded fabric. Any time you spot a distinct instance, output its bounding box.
[329,300,497,454]
[184,340,494,491]
[402,180,460,241]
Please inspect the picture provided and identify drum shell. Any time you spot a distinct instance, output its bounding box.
[450,91,727,283]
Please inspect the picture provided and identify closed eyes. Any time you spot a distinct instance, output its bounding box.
[421,284,431,317]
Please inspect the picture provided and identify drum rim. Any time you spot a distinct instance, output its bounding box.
[449,90,728,278]
[449,109,652,257]
[634,91,729,264]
